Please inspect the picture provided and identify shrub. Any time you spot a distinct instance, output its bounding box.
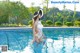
[46,20,53,26]
[0,23,19,27]
[28,20,33,26]
[66,22,73,26]
[9,24,17,27]
[55,21,62,26]
[74,21,80,27]
[40,20,45,26]
[41,20,45,24]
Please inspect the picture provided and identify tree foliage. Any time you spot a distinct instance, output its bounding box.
[0,1,80,27]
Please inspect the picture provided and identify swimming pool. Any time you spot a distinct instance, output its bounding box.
[0,27,80,53]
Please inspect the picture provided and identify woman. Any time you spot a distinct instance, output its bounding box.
[32,9,45,44]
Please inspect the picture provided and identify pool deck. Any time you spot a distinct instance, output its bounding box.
[0,27,80,29]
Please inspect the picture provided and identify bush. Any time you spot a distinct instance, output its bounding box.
[40,20,45,26]
[28,20,33,26]
[66,22,73,26]
[41,20,45,24]
[0,23,19,27]
[46,20,53,26]
[74,21,80,27]
[9,24,18,27]
[55,21,62,26]
[0,23,8,27]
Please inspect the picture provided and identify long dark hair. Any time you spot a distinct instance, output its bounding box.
[33,9,43,21]
[33,11,39,21]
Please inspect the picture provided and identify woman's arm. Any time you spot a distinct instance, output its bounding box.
[32,18,35,36]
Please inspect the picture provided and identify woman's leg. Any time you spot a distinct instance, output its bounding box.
[35,36,40,43]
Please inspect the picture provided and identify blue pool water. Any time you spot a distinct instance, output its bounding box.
[0,27,80,53]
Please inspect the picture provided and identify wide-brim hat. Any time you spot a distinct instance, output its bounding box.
[33,11,39,18]
[39,9,43,17]
[33,9,43,18]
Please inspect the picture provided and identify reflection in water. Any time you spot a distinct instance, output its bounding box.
[43,28,80,53]
[72,31,76,53]
[61,35,65,53]
[0,28,80,53]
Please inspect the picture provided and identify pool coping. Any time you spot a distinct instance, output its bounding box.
[0,27,80,29]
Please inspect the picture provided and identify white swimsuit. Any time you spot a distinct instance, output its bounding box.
[35,21,43,38]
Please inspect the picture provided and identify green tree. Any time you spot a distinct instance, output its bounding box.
[44,0,49,11]
[73,4,76,26]
[62,4,66,25]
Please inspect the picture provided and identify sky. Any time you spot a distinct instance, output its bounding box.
[20,0,80,11]
[0,0,80,11]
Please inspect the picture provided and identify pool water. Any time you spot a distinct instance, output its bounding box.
[0,28,80,53]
